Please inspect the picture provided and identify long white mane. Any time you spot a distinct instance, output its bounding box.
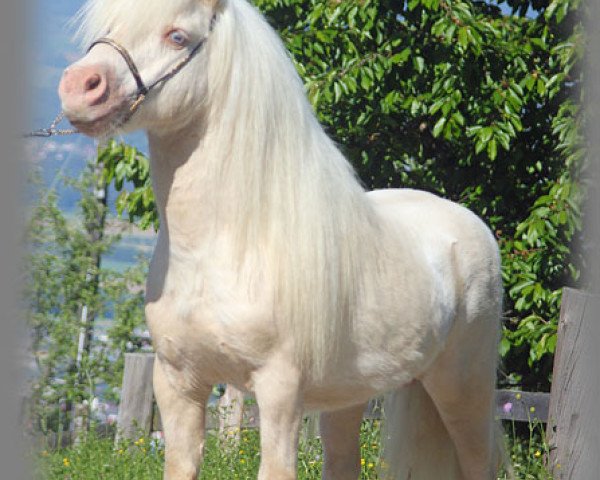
[75,0,382,379]
[204,1,383,377]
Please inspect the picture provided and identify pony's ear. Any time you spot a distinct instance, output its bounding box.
[202,0,226,19]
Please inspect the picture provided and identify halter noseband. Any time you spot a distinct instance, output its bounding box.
[87,38,148,100]
[24,14,216,137]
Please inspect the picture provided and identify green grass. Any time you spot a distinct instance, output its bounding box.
[32,419,552,479]
[503,418,554,480]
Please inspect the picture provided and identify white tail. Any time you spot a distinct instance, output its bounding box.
[381,382,462,480]
[382,382,512,480]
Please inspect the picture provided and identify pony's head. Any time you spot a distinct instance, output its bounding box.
[59,0,220,137]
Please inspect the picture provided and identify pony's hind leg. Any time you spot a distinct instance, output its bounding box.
[153,358,211,480]
[421,316,501,480]
[320,403,367,480]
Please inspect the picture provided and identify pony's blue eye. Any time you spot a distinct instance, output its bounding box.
[166,29,189,48]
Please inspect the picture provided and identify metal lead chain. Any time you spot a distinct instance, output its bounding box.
[24,111,80,138]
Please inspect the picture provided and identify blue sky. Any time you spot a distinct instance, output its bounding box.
[29,0,96,196]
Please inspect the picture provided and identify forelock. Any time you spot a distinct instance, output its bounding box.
[70,0,203,49]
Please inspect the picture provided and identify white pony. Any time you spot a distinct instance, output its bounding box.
[58,0,505,478]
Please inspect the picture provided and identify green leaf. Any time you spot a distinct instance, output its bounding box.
[410,99,421,115]
[475,138,486,154]
[487,138,498,160]
[390,48,411,64]
[458,27,468,48]
[497,132,510,151]
[413,56,425,74]
[452,111,465,126]
[545,0,560,20]
[524,74,536,91]
[509,115,523,132]
[537,78,547,96]
[432,116,447,137]
[334,82,342,102]
[499,337,511,357]
[480,127,493,143]
[408,0,420,10]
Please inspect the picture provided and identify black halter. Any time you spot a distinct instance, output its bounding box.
[24,15,216,137]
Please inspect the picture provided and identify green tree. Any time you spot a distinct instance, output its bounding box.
[25,161,147,437]
[100,141,157,232]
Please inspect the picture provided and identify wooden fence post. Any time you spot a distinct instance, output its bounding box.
[217,384,245,446]
[71,402,89,446]
[116,353,155,443]
[546,288,600,479]
[301,412,320,442]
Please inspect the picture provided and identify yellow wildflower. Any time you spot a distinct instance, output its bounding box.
[368,462,375,469]
[361,458,366,466]
[62,458,70,467]
[534,450,542,458]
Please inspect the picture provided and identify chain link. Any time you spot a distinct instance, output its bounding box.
[24,111,80,138]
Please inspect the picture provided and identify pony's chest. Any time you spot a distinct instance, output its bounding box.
[144,250,276,386]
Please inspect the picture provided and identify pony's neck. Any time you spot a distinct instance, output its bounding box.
[147,126,225,249]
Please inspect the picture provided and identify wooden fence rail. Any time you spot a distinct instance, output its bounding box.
[116,362,551,439]
[116,364,550,439]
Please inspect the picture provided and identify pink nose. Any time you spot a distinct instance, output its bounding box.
[58,64,110,109]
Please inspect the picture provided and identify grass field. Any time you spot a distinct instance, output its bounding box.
[32,418,552,479]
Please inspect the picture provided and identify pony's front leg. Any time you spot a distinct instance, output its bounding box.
[320,403,367,480]
[153,358,210,480]
[254,359,303,480]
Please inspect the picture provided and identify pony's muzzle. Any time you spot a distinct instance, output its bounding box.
[58,64,112,114]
